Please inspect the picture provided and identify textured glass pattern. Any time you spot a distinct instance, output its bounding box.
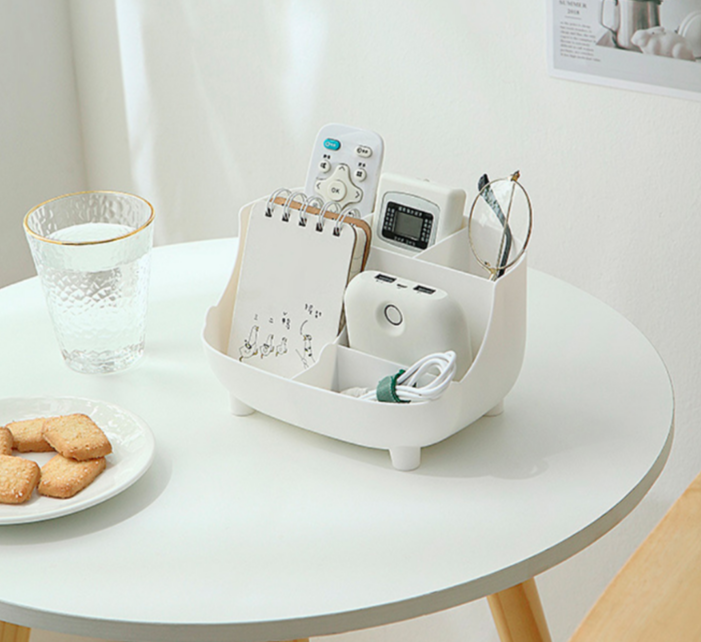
[25,192,154,374]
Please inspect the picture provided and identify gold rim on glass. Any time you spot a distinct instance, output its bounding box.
[23,190,155,246]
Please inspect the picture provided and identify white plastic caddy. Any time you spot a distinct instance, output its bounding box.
[203,196,527,471]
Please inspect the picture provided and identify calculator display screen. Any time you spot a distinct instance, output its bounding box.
[381,201,434,250]
[392,206,424,240]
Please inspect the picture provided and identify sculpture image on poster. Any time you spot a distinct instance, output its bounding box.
[548,0,701,100]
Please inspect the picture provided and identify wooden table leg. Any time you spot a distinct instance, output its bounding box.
[0,621,31,642]
[487,579,552,642]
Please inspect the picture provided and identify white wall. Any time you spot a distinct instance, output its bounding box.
[3,1,701,641]
[0,0,87,288]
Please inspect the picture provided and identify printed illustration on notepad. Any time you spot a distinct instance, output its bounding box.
[227,191,370,379]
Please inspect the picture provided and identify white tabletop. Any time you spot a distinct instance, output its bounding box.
[0,240,674,642]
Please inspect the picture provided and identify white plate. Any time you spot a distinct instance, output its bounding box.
[0,397,155,525]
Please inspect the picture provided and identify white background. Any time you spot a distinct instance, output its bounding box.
[1,1,699,641]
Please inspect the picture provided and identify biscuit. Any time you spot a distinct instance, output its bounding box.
[0,454,40,504]
[7,418,54,452]
[38,454,106,499]
[0,427,12,456]
[42,414,112,461]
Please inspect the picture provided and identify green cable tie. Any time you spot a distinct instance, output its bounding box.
[376,369,408,403]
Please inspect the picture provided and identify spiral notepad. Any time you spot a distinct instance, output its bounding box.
[227,192,370,378]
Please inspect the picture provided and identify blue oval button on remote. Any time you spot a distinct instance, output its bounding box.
[323,138,341,151]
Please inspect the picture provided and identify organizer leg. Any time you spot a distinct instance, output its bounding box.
[389,446,421,471]
[485,400,505,417]
[0,621,31,642]
[230,394,255,417]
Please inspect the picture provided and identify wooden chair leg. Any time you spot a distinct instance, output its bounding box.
[0,621,31,642]
[488,578,552,642]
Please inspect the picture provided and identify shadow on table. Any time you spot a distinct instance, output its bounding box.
[0,452,172,545]
[282,385,617,480]
[262,410,552,480]
[416,416,550,479]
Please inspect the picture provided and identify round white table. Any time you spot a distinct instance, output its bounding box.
[0,240,674,642]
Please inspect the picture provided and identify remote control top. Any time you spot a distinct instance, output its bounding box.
[304,123,384,217]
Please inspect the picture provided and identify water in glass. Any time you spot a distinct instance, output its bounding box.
[40,222,151,373]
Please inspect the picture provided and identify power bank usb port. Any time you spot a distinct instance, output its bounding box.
[414,285,435,295]
[375,274,396,283]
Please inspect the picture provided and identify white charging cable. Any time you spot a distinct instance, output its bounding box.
[341,351,457,403]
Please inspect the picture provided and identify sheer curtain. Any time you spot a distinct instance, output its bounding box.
[0,0,86,288]
[72,0,346,247]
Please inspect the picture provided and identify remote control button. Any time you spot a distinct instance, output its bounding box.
[319,160,331,173]
[353,167,367,182]
[315,164,363,206]
[327,180,347,201]
[384,304,403,326]
[348,187,362,204]
[355,145,372,158]
[323,138,341,151]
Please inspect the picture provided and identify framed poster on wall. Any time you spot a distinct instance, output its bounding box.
[548,0,701,101]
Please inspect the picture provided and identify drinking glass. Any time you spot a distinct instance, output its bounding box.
[24,191,155,374]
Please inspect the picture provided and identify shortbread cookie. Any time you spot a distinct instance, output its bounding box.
[38,454,106,499]
[0,454,40,504]
[0,427,12,456]
[7,418,54,452]
[42,414,112,461]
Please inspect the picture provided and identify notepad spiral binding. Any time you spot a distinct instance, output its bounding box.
[266,189,358,235]
[203,191,527,471]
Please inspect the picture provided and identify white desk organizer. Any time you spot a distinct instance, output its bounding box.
[203,196,527,471]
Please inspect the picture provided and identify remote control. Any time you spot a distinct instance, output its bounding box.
[304,123,384,217]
